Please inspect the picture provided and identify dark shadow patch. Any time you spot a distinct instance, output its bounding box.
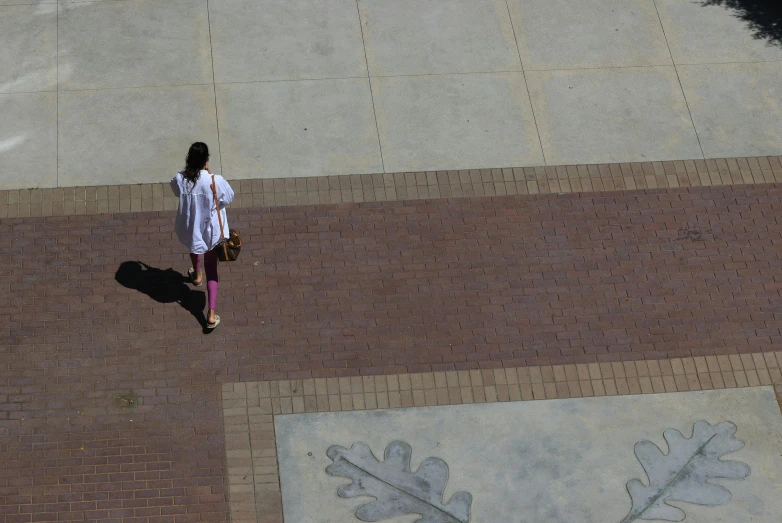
[676,224,716,242]
[115,261,208,331]
[701,1,782,46]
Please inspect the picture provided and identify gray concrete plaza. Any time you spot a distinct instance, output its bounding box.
[1,0,781,189]
[275,388,782,522]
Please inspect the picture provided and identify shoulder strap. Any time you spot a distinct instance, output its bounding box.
[211,175,226,241]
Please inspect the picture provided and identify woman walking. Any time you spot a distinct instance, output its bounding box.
[171,142,234,329]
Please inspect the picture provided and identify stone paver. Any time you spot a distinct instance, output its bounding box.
[678,62,782,159]
[507,0,671,70]
[2,183,782,521]
[655,0,782,64]
[58,85,221,187]
[360,0,521,76]
[372,72,542,172]
[0,92,57,190]
[0,0,56,5]
[58,0,213,91]
[526,66,702,164]
[0,3,56,94]
[216,79,383,179]
[209,0,366,83]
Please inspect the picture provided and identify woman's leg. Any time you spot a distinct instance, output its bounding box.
[204,248,219,323]
[189,253,202,284]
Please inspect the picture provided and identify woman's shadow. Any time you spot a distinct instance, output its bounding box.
[115,261,209,331]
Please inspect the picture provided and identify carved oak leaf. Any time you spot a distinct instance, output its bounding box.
[326,440,472,523]
[620,420,751,522]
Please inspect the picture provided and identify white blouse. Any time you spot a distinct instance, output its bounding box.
[170,170,235,255]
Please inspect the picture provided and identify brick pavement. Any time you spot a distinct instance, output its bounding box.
[2,183,782,522]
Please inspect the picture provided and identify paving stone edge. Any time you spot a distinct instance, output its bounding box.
[2,156,781,219]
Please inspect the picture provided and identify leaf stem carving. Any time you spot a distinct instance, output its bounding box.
[326,441,472,523]
[620,434,717,523]
[335,456,466,523]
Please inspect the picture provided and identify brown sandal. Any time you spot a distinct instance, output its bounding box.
[187,267,203,287]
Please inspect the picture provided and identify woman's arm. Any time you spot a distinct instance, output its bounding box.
[216,176,235,206]
[170,175,181,197]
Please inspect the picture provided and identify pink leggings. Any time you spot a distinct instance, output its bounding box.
[190,250,219,310]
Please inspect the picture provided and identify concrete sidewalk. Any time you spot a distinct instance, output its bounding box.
[2,0,782,190]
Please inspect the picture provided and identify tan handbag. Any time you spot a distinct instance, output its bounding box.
[211,175,241,262]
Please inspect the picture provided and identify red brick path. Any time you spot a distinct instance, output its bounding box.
[2,185,781,521]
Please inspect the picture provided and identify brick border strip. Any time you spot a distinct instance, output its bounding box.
[222,351,782,523]
[3,156,782,219]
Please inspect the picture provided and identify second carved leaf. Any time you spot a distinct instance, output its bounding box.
[620,420,751,522]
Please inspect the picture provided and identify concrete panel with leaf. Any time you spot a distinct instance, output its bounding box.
[275,388,780,522]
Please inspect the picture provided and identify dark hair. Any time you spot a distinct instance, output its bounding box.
[183,142,209,184]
